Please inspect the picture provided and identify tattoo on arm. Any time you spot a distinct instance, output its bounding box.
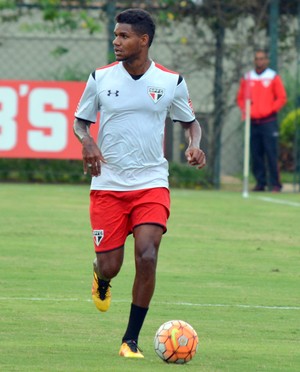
[73,118,92,143]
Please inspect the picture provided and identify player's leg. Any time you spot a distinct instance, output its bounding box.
[90,190,128,312]
[119,188,170,358]
[119,224,164,358]
[94,248,124,280]
[92,248,124,312]
[250,124,266,190]
[132,224,164,307]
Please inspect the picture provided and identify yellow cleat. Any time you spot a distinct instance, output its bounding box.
[119,340,144,358]
[91,270,111,312]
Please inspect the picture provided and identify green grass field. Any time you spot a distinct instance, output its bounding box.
[0,184,299,371]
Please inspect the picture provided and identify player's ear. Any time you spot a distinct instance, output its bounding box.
[140,33,149,47]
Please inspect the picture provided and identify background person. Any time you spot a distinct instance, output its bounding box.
[73,8,206,359]
[237,49,287,192]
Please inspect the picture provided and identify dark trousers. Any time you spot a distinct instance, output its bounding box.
[250,119,281,189]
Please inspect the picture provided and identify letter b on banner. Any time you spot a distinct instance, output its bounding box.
[0,87,18,151]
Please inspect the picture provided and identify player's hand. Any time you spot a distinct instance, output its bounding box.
[185,147,206,169]
[82,136,106,176]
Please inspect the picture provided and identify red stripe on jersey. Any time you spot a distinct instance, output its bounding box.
[96,61,119,70]
[154,62,178,75]
[188,97,195,115]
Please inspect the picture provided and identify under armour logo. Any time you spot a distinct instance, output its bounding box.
[107,90,119,96]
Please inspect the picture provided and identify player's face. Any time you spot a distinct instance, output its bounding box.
[254,52,269,71]
[113,23,148,62]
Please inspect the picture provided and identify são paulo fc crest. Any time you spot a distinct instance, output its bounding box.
[262,79,271,87]
[148,87,165,103]
[93,230,104,246]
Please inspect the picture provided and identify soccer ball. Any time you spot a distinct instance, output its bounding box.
[154,320,199,364]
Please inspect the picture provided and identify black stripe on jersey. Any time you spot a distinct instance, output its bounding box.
[92,71,96,80]
[177,75,183,85]
[75,116,95,124]
[172,119,195,124]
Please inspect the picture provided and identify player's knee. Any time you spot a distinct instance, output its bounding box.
[100,264,121,279]
[136,247,158,273]
[97,258,122,279]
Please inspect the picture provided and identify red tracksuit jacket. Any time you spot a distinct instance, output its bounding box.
[236,68,287,120]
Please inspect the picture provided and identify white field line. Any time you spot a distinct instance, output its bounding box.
[256,196,300,207]
[0,297,299,310]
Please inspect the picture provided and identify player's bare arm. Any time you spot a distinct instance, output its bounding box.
[73,118,106,176]
[180,120,206,169]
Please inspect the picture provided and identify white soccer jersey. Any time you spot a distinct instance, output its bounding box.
[75,61,195,191]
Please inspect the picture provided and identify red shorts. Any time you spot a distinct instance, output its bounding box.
[90,187,170,253]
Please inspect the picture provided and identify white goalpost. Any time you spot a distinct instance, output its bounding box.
[242,98,251,198]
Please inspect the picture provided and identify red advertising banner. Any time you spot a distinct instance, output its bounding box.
[0,80,98,159]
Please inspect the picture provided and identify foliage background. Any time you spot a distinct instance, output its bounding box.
[0,0,300,188]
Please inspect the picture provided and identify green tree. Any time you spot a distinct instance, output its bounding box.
[0,0,101,34]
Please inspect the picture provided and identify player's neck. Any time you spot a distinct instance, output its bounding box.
[123,57,152,76]
[255,67,267,74]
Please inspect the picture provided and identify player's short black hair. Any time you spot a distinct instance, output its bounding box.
[115,8,156,47]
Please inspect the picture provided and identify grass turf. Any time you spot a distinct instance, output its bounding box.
[0,184,299,371]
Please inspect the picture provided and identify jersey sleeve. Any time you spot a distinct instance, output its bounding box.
[272,75,287,113]
[169,77,195,123]
[74,73,99,123]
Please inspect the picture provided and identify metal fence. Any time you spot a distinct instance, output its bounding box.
[0,1,299,191]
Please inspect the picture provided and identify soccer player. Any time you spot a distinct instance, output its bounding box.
[237,49,287,192]
[74,8,206,358]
